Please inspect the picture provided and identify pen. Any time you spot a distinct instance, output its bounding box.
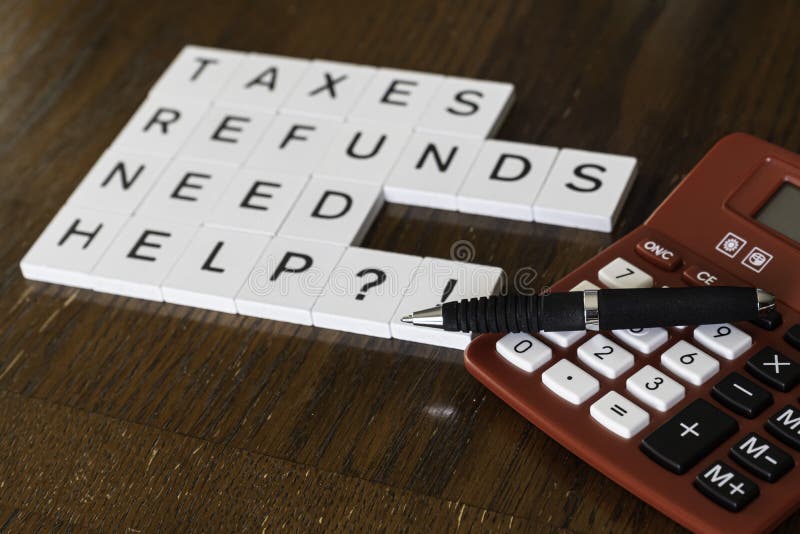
[400,286,776,333]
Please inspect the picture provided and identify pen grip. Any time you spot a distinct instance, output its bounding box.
[441,293,586,333]
[597,286,757,330]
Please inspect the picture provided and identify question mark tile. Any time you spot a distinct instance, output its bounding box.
[389,257,504,349]
[312,247,422,338]
[235,236,346,325]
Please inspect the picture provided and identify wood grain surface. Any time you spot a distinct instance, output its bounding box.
[1,0,799,531]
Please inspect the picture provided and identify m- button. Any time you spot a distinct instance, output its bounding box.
[635,238,681,271]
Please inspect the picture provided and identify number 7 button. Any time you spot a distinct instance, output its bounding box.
[598,257,653,289]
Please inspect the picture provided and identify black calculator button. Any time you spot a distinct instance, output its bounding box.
[745,347,800,392]
[730,432,794,482]
[711,372,773,418]
[694,461,759,512]
[750,308,782,331]
[640,399,738,474]
[785,324,800,351]
[766,405,800,451]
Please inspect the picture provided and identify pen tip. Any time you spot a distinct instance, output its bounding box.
[401,314,413,324]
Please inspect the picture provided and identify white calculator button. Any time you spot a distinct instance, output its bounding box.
[540,329,585,348]
[542,359,600,405]
[571,280,601,292]
[597,257,654,289]
[661,340,719,386]
[693,323,752,360]
[590,391,650,439]
[495,333,552,373]
[612,327,669,354]
[626,364,686,412]
[577,334,634,379]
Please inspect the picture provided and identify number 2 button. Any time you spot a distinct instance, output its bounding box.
[577,334,634,379]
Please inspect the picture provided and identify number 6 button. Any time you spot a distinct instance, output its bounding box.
[661,340,720,386]
[626,365,686,411]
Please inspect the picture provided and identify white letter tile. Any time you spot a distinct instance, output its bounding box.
[457,140,559,221]
[280,59,376,120]
[214,53,310,112]
[383,133,481,209]
[416,77,514,139]
[161,227,270,313]
[20,206,128,290]
[278,176,383,246]
[533,148,638,232]
[66,149,170,215]
[91,216,197,301]
[235,236,345,325]
[314,122,412,186]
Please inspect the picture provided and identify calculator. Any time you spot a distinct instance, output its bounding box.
[464,134,800,533]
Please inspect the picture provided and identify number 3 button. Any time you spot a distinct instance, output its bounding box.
[627,365,686,411]
[577,334,634,378]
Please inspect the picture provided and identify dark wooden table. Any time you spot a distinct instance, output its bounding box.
[1,0,798,531]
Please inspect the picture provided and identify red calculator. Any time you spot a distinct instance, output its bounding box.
[465,134,800,533]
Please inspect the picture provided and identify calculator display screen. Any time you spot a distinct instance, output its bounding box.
[756,182,800,243]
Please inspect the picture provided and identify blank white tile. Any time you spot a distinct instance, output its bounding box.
[66,150,170,215]
[137,159,237,224]
[235,236,345,325]
[205,168,308,235]
[496,333,552,373]
[571,280,601,291]
[389,258,503,349]
[161,227,270,313]
[597,257,653,288]
[149,45,245,101]
[91,216,197,301]
[348,68,443,126]
[179,106,274,164]
[20,206,128,289]
[246,114,341,174]
[457,140,559,221]
[416,76,514,138]
[533,148,638,232]
[312,247,422,338]
[215,53,310,112]
[280,60,376,120]
[383,133,481,209]
[112,97,208,157]
[278,176,383,246]
[314,122,412,185]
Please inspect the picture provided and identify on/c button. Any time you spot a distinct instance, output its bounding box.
[682,265,720,286]
[635,238,681,271]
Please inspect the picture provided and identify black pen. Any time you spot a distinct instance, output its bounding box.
[400,286,776,333]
